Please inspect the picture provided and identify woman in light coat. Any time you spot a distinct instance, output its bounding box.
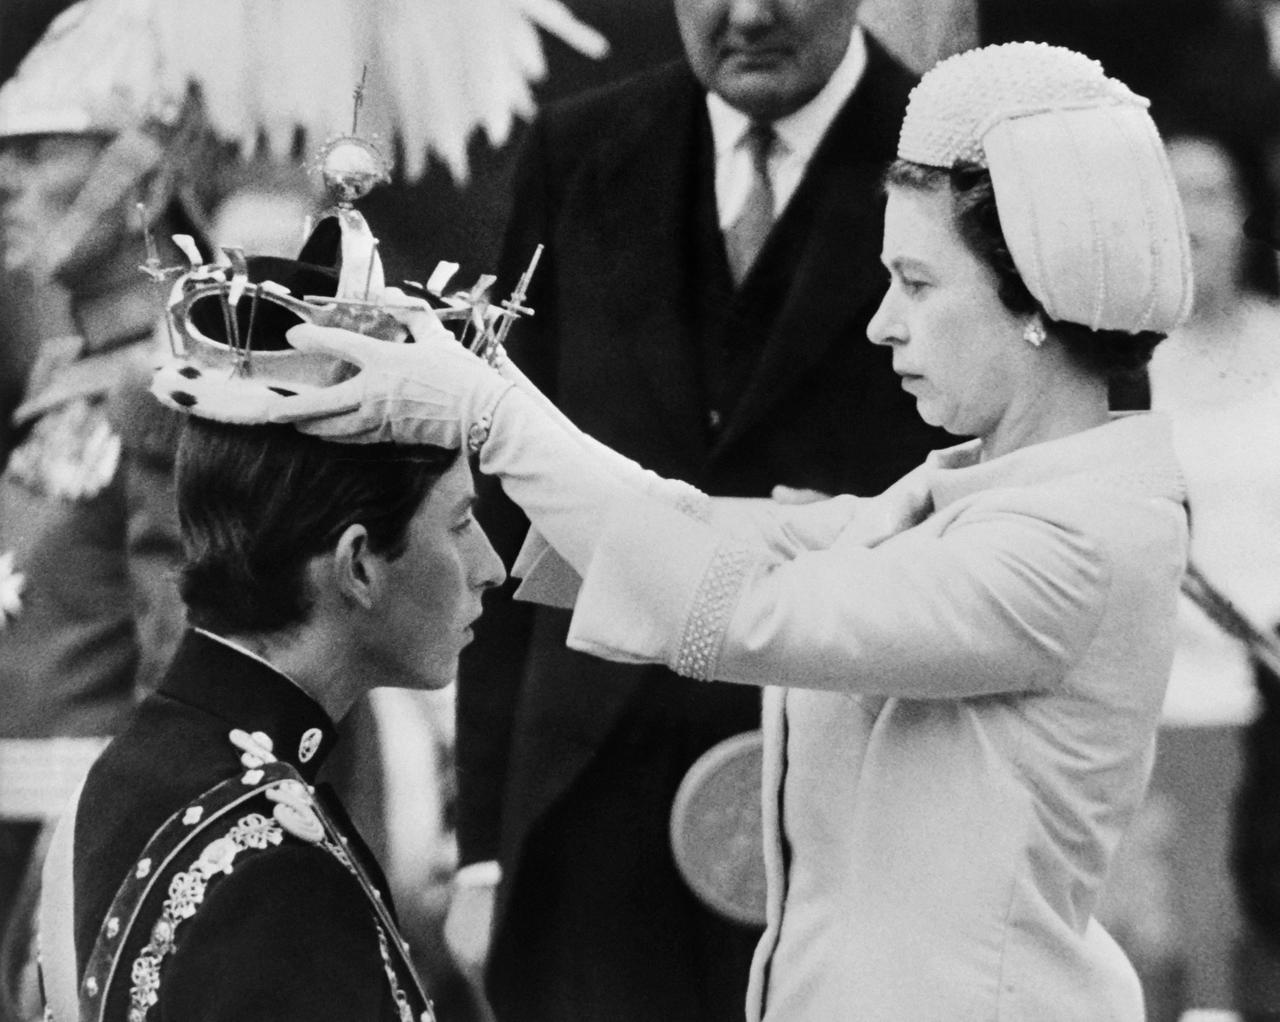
[206,41,1194,1022]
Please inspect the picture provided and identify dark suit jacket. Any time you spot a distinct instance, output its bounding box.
[70,632,429,1022]
[458,38,949,937]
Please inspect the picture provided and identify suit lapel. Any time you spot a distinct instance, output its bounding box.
[710,39,915,459]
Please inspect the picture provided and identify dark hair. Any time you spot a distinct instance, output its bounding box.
[176,418,459,634]
[883,160,1164,376]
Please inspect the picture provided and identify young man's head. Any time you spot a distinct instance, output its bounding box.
[177,418,503,695]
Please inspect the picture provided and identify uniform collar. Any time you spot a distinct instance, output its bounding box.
[925,412,1187,513]
[158,630,340,783]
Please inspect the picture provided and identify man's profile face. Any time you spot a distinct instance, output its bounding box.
[675,0,861,121]
[0,132,113,278]
[371,457,504,691]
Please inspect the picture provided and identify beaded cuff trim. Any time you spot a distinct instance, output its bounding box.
[673,542,754,680]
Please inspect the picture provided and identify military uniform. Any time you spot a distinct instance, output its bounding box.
[0,314,185,1014]
[0,317,184,818]
[50,630,433,1022]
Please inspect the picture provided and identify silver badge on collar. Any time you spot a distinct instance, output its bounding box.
[298,727,322,763]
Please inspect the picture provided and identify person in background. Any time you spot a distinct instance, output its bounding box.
[277,40,1195,1021]
[1139,126,1280,1019]
[0,9,213,1014]
[444,1,962,1018]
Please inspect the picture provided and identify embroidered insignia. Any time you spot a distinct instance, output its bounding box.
[195,836,238,875]
[88,764,435,1022]
[272,802,325,843]
[298,727,322,763]
[6,396,121,501]
[182,806,203,825]
[267,780,324,843]
[127,812,284,1019]
[0,552,24,628]
[148,918,175,957]
[466,415,491,452]
[106,917,120,939]
[166,871,205,920]
[229,728,276,764]
[230,812,282,849]
[241,769,264,785]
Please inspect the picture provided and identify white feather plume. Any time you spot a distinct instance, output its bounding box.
[2,0,609,181]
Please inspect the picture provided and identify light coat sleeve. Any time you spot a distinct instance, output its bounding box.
[565,490,1112,698]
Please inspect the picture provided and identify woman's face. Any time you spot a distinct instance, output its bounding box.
[1166,135,1246,309]
[867,185,1027,439]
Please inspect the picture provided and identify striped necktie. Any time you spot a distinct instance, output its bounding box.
[725,121,777,286]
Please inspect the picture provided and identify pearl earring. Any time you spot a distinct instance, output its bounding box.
[1022,318,1046,347]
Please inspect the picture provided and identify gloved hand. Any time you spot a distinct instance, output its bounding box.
[271,294,513,449]
[832,465,934,549]
[488,346,708,513]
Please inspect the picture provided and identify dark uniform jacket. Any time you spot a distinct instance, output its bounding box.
[66,631,432,1022]
[457,36,951,1022]
[0,335,182,743]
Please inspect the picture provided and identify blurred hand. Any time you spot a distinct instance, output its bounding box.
[444,879,496,993]
[771,484,831,505]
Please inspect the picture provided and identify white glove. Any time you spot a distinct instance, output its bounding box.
[270,300,513,450]
[832,464,934,549]
[489,347,708,513]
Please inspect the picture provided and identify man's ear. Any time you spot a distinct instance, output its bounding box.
[331,523,381,610]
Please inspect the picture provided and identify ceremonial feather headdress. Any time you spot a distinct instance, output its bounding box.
[0,0,609,182]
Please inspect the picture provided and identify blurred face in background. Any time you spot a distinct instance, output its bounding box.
[675,0,862,121]
[1167,135,1247,314]
[0,132,118,280]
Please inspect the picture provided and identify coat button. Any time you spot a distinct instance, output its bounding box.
[708,409,723,431]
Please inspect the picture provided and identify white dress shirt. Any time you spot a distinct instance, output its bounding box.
[706,26,868,231]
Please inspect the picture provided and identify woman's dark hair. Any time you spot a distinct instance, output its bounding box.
[176,418,459,634]
[883,160,1164,376]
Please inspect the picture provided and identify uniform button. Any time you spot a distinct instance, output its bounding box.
[708,409,723,431]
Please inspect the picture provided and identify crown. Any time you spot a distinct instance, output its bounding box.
[150,128,541,423]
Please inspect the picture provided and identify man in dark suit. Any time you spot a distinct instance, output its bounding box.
[447,2,952,1019]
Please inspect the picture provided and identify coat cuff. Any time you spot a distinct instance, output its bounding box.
[512,528,581,609]
[566,498,756,680]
